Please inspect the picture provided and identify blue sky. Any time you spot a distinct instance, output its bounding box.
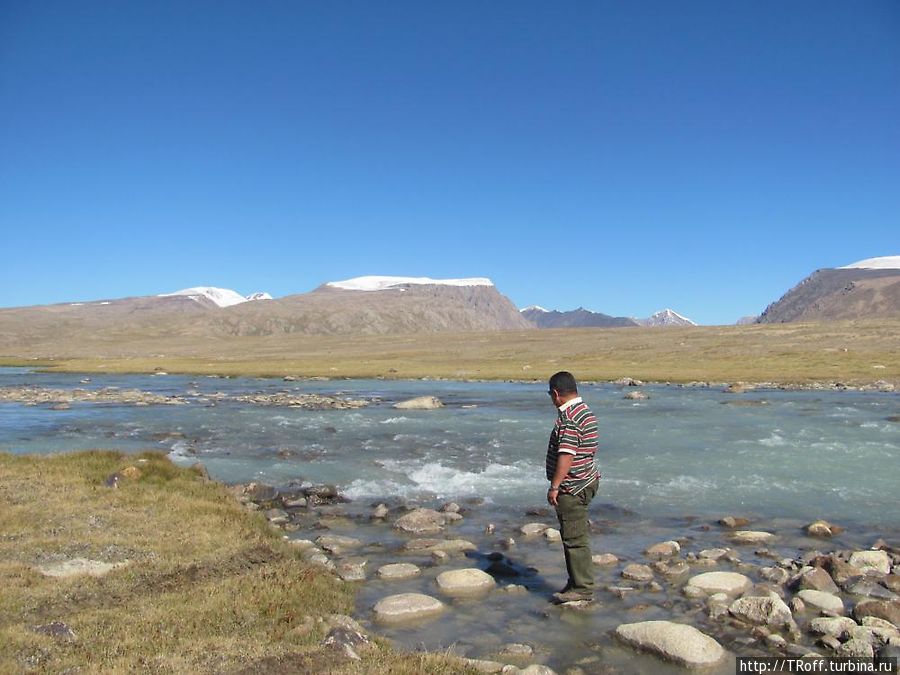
[1,1,898,324]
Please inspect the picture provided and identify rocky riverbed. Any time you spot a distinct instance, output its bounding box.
[227,480,900,673]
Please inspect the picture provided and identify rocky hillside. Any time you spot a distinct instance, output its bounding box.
[758,257,900,323]
[520,306,638,328]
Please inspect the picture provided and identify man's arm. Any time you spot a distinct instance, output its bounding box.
[547,452,574,506]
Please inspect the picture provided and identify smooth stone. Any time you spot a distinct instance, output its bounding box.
[719,516,751,529]
[592,553,619,566]
[543,528,561,542]
[846,580,899,600]
[394,508,447,534]
[686,571,752,596]
[336,559,367,582]
[853,599,900,627]
[794,567,841,595]
[614,620,727,668]
[500,643,534,657]
[862,616,900,634]
[645,541,680,558]
[431,551,449,565]
[36,558,128,578]
[435,568,496,596]
[377,563,422,580]
[805,520,843,537]
[373,593,445,624]
[698,548,728,561]
[622,564,654,583]
[404,538,476,554]
[849,550,892,576]
[520,523,550,536]
[728,592,793,627]
[372,503,390,519]
[393,396,444,410]
[797,589,845,614]
[728,530,775,545]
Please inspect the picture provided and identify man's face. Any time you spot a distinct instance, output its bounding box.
[548,388,560,408]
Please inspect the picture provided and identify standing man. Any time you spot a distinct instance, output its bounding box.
[545,371,600,603]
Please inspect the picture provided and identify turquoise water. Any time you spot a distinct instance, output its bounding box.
[2,367,898,528]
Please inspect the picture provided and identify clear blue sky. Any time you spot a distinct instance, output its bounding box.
[1,1,898,324]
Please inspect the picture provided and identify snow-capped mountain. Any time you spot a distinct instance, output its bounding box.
[759,255,900,323]
[158,287,271,308]
[634,309,697,327]
[325,276,494,291]
[520,306,638,328]
[520,305,549,313]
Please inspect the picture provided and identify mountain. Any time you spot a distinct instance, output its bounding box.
[633,309,698,327]
[0,277,530,346]
[757,256,900,323]
[520,306,638,328]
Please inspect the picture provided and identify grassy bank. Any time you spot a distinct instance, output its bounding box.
[1,319,899,384]
[0,451,470,674]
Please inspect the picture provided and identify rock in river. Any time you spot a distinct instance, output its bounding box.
[393,396,444,410]
[849,550,892,576]
[796,589,845,614]
[373,593,445,624]
[728,592,793,628]
[685,571,752,596]
[394,508,447,534]
[377,563,421,580]
[614,620,726,668]
[435,568,496,596]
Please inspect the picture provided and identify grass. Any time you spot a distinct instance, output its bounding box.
[0,451,474,674]
[2,319,899,384]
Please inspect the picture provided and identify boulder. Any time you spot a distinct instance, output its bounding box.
[796,590,844,614]
[403,538,476,554]
[728,530,775,545]
[728,592,793,628]
[808,616,858,638]
[794,567,841,595]
[614,621,726,668]
[435,568,495,596]
[853,600,900,627]
[849,550,892,576]
[394,508,446,534]
[645,541,680,558]
[376,563,422,580]
[520,523,550,536]
[315,534,363,553]
[698,548,728,561]
[393,396,444,410]
[685,571,752,596]
[845,580,899,600]
[592,553,619,566]
[336,559,367,582]
[543,528,561,542]
[624,391,648,400]
[622,564,654,583]
[371,503,389,519]
[373,593,445,624]
[805,520,843,537]
[835,639,874,658]
[718,516,751,528]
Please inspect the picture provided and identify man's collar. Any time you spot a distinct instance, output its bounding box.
[557,396,582,412]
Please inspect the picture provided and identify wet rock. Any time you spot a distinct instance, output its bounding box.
[790,598,805,613]
[765,634,787,649]
[793,567,841,595]
[373,593,445,624]
[441,502,461,513]
[315,535,362,553]
[371,503,389,519]
[835,639,874,658]
[725,383,752,394]
[707,594,730,620]
[809,616,857,638]
[760,567,791,585]
[805,520,843,538]
[853,599,900,627]
[336,559,367,582]
[435,568,496,596]
[862,616,900,634]
[431,551,449,565]
[484,523,496,535]
[592,553,619,566]
[824,556,864,588]
[685,571,752,596]
[719,517,751,529]
[377,563,421,580]
[265,508,289,524]
[501,584,528,594]
[728,592,793,627]
[698,548,728,561]
[245,482,277,502]
[849,550,892,576]
[463,658,506,673]
[728,530,775,545]
[393,396,444,410]
[846,580,899,600]
[645,541,680,558]
[796,590,844,614]
[500,643,534,657]
[657,560,691,579]
[404,538,476,554]
[543,528,561,543]
[622,564,654,583]
[283,496,307,508]
[520,523,550,536]
[624,391,648,400]
[394,508,447,534]
[614,620,726,668]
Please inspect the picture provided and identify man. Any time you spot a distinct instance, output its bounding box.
[545,371,600,603]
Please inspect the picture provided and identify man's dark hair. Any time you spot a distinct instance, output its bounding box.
[549,371,578,394]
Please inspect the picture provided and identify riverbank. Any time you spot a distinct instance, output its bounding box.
[2,319,899,385]
[0,451,472,674]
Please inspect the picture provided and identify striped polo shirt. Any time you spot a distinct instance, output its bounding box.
[545,396,600,495]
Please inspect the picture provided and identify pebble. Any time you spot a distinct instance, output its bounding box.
[377,563,422,580]
[435,568,496,596]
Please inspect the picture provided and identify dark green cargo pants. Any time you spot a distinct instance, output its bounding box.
[555,478,599,595]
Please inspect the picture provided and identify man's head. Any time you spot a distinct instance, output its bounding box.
[548,371,578,407]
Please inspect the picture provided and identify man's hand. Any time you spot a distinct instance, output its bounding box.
[547,487,559,506]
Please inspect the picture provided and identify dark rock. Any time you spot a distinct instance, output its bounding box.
[718,516,751,529]
[245,483,277,502]
[793,567,841,595]
[32,622,76,640]
[853,599,900,627]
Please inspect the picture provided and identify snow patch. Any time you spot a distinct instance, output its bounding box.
[839,256,900,270]
[326,276,494,292]
[520,305,549,313]
[160,287,252,308]
[245,292,273,301]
